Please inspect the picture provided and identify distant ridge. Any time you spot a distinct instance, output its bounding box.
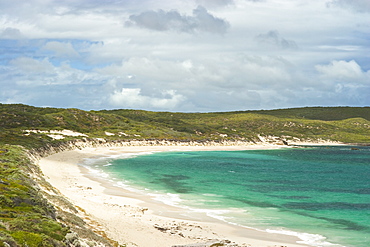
[253,106,370,121]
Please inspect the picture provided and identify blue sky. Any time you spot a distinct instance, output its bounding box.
[1,0,369,112]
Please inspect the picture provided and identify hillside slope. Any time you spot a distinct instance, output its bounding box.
[1,104,369,148]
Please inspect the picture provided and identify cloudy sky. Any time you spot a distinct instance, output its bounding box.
[1,0,369,112]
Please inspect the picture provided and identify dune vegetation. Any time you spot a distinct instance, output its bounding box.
[1,104,369,149]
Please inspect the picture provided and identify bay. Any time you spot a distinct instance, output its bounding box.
[85,146,370,247]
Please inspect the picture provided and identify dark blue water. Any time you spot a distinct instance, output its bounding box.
[85,146,370,247]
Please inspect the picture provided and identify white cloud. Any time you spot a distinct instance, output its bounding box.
[316,60,368,82]
[98,54,294,92]
[10,57,55,74]
[255,30,298,50]
[43,41,80,58]
[96,54,301,111]
[0,27,24,39]
[0,0,370,111]
[126,6,230,34]
[109,88,186,110]
[98,57,194,85]
[328,0,370,12]
[195,0,234,9]
[312,60,370,106]
[8,57,111,87]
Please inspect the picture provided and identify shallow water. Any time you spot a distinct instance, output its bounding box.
[84,146,370,247]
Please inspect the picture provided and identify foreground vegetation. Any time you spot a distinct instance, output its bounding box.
[0,145,120,247]
[0,146,69,246]
[0,103,369,246]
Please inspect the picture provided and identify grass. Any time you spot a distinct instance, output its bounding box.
[0,145,117,246]
[0,145,69,246]
[1,104,370,145]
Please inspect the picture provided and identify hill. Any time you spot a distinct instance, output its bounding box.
[1,104,369,149]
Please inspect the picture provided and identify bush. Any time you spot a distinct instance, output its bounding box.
[11,231,43,247]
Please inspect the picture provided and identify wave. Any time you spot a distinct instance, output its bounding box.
[147,192,183,207]
[140,189,344,247]
[82,164,111,179]
[80,151,157,166]
[266,229,345,247]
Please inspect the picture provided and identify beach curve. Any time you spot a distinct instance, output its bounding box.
[37,143,315,247]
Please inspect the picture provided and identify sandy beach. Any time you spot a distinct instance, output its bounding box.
[38,144,312,247]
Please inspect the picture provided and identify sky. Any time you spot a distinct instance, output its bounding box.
[0,0,370,112]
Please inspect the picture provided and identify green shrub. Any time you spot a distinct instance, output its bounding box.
[11,231,43,247]
[0,145,69,246]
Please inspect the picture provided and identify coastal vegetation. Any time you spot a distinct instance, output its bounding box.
[0,103,369,246]
[0,145,69,246]
[1,104,370,149]
[0,145,120,247]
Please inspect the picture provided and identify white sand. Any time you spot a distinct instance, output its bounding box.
[38,144,312,247]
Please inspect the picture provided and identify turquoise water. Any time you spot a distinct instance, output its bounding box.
[84,146,370,247]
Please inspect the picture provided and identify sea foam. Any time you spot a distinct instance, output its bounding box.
[266,229,345,247]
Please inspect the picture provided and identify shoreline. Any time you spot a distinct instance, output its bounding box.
[38,143,326,247]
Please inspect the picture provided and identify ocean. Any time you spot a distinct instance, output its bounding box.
[82,146,370,247]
